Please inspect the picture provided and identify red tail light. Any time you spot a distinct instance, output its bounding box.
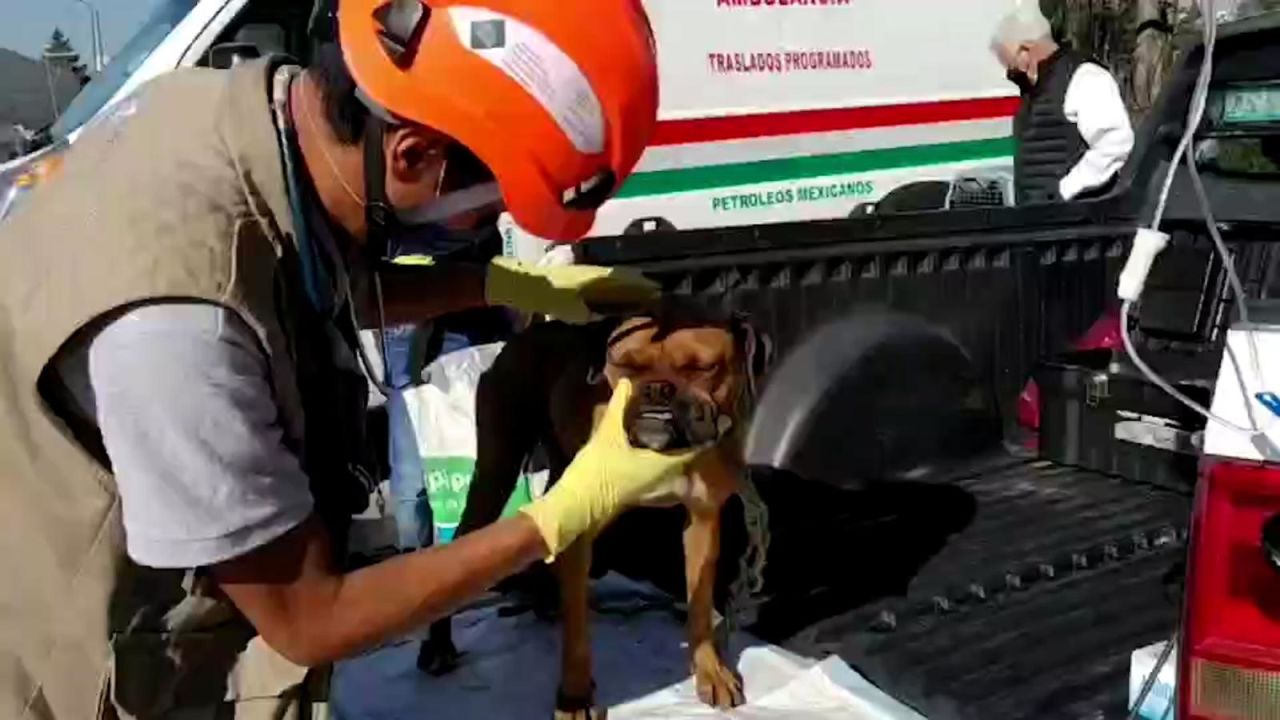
[1180,459,1280,719]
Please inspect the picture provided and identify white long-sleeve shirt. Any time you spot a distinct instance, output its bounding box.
[1058,63,1136,201]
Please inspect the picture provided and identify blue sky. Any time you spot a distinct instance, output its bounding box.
[2,0,165,61]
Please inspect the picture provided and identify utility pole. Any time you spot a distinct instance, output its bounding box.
[72,0,105,73]
[40,47,78,121]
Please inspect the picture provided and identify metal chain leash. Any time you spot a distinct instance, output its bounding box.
[719,471,771,648]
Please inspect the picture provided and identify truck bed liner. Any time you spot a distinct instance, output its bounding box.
[780,455,1189,720]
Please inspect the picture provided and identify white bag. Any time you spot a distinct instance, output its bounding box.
[402,342,546,543]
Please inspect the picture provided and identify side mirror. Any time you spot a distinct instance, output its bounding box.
[206,42,261,69]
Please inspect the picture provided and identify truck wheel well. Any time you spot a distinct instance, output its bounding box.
[746,308,1001,490]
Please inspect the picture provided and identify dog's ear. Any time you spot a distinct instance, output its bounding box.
[733,314,774,400]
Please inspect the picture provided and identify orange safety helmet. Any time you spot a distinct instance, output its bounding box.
[338,0,660,242]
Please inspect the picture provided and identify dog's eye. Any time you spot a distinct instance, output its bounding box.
[608,356,641,372]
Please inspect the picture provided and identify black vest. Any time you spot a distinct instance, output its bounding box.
[1013,49,1099,205]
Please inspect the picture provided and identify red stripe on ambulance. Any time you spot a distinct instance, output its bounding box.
[652,97,1020,146]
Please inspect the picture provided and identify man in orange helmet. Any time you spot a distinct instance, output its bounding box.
[0,1,694,718]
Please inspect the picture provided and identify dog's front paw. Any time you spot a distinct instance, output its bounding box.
[416,636,462,676]
[554,684,606,720]
[693,650,745,709]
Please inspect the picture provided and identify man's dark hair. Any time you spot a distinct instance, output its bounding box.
[311,43,369,145]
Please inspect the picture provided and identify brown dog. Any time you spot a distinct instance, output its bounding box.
[418,304,771,718]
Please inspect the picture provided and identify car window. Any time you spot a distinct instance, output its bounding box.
[49,0,199,142]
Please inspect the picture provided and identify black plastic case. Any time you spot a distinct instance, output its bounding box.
[1035,349,1211,493]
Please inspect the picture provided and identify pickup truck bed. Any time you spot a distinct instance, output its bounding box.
[578,18,1280,717]
[598,451,1187,720]
[778,454,1187,720]
[581,213,1195,719]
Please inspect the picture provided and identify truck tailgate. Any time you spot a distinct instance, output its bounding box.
[778,455,1189,720]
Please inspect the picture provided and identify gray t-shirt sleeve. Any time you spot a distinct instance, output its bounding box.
[85,303,314,569]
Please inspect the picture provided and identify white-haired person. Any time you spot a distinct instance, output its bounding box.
[992,4,1135,205]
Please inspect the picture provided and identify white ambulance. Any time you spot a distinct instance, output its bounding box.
[579,0,1021,238]
[4,0,1019,237]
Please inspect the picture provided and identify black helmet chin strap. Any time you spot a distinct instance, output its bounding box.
[356,114,397,399]
[362,0,430,268]
[363,114,395,265]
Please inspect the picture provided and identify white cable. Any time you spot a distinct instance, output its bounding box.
[1186,142,1251,328]
[1120,5,1257,710]
[1175,2,1267,409]
[1152,0,1218,232]
[1185,137,1271,434]
[1122,301,1254,434]
[1118,228,1171,302]
[1120,0,1272,439]
[352,271,396,399]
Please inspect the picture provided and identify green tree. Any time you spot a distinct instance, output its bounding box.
[1039,0,1194,119]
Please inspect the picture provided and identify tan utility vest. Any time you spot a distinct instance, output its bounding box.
[0,58,369,718]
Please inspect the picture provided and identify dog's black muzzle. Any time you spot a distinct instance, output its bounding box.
[625,381,729,452]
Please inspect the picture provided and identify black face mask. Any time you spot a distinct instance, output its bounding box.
[1007,68,1035,95]
[383,218,503,263]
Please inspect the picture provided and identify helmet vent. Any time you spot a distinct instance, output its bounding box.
[373,0,429,68]
[562,170,617,211]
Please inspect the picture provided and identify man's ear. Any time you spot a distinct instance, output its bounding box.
[385,126,446,186]
[1016,43,1035,72]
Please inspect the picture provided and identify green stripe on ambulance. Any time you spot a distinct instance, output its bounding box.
[617,136,1015,198]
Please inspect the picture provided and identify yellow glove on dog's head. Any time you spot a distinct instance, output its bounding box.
[520,378,705,559]
[485,257,660,323]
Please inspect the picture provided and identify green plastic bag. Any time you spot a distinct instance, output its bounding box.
[404,343,540,546]
[424,456,532,543]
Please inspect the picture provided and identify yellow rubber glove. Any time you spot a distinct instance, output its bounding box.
[485,257,660,323]
[520,379,705,559]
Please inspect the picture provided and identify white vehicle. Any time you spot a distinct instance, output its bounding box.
[2,0,1018,238]
[582,0,1020,237]
[0,0,313,177]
